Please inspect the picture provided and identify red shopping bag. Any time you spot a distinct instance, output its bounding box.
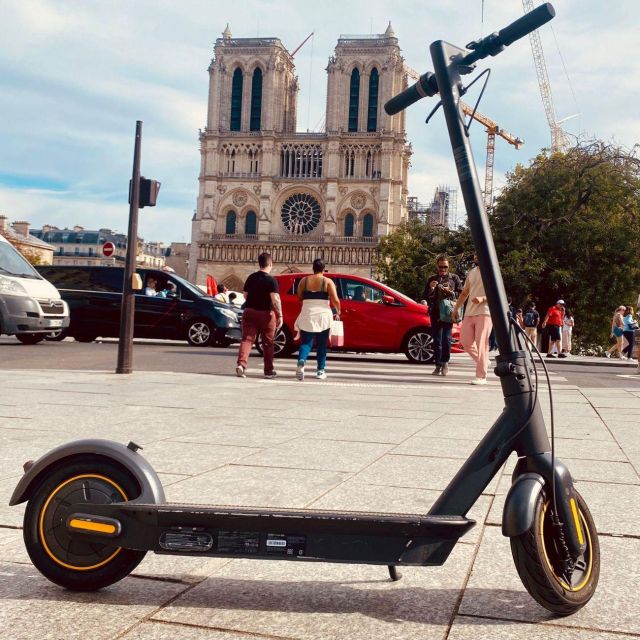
[329,320,344,348]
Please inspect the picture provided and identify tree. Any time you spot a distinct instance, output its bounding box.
[491,140,640,347]
[375,219,473,300]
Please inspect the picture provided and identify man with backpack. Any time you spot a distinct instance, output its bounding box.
[523,302,540,345]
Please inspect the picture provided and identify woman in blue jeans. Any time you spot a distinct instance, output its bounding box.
[293,259,341,381]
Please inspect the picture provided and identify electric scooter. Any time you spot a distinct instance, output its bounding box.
[10,3,599,615]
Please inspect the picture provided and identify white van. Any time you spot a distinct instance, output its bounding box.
[0,234,69,344]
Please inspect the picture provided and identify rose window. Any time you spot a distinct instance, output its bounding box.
[280,193,321,235]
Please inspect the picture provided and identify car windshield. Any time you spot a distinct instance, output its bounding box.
[168,273,214,299]
[380,284,418,305]
[0,241,41,279]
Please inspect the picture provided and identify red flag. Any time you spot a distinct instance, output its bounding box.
[206,275,218,296]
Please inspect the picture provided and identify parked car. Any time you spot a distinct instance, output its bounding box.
[0,234,69,344]
[35,266,241,347]
[263,272,461,363]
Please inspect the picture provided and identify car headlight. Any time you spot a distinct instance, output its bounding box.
[220,308,238,321]
[0,275,28,296]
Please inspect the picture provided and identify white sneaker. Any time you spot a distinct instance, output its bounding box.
[296,364,305,381]
[235,365,246,378]
[316,370,327,380]
[471,377,487,385]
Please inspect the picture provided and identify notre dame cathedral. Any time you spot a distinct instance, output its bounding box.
[188,23,411,290]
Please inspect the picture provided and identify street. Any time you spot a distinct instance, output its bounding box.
[1,336,639,389]
[1,356,638,640]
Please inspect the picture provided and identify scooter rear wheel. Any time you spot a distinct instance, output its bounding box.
[510,489,599,615]
[23,457,146,591]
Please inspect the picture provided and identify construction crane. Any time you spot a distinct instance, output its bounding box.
[405,66,523,212]
[522,0,569,151]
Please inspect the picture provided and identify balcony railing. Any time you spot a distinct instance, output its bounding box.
[200,233,378,245]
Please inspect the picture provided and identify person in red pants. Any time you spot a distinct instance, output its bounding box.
[452,256,493,385]
[235,252,283,379]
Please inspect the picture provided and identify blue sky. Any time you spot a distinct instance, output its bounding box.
[1,0,638,244]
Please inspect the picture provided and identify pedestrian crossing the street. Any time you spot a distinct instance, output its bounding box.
[258,354,570,388]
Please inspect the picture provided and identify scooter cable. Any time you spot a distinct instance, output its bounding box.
[510,321,559,522]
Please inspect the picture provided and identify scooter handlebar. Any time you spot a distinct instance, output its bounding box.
[384,3,556,114]
[497,2,555,48]
[384,72,438,116]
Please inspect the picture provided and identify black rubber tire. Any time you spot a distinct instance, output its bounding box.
[74,335,97,343]
[186,318,214,347]
[510,489,600,615]
[403,328,435,364]
[255,325,294,357]
[45,329,68,342]
[16,333,46,345]
[23,456,147,591]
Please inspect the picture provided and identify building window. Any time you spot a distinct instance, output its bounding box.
[362,213,374,237]
[348,68,360,132]
[245,211,257,235]
[74,247,79,255]
[250,68,262,131]
[225,211,237,235]
[280,193,322,235]
[344,213,354,237]
[367,68,379,132]
[230,68,243,131]
[88,247,93,256]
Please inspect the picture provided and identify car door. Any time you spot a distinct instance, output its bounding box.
[336,278,401,350]
[134,272,182,339]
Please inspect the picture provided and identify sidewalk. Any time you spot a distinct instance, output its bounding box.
[0,367,638,640]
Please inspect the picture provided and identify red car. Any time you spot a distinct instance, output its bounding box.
[263,272,461,364]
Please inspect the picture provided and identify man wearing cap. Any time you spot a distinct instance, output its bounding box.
[541,299,566,358]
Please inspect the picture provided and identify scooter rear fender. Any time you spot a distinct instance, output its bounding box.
[9,439,165,506]
[501,472,545,537]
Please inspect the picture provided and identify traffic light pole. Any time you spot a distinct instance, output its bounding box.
[116,120,142,374]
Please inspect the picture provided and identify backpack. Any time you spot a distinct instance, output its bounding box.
[524,310,537,327]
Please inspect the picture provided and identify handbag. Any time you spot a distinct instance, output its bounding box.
[329,319,344,347]
[439,298,456,324]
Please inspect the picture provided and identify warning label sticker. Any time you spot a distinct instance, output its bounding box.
[265,533,306,556]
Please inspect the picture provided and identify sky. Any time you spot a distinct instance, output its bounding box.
[1,0,639,244]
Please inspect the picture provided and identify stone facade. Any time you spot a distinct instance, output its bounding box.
[189,24,411,288]
[0,217,54,265]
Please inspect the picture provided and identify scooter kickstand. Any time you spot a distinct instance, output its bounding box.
[388,565,402,581]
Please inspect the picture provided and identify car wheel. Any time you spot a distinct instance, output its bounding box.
[16,333,46,345]
[403,328,435,364]
[187,319,214,347]
[255,326,294,357]
[45,329,68,342]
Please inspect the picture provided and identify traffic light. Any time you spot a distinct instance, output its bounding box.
[129,177,161,208]
[139,177,161,207]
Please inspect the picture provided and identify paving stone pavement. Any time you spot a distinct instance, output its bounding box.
[0,368,638,640]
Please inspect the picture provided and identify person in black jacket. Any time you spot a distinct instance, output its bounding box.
[422,255,462,376]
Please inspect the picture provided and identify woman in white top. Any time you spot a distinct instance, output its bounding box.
[452,256,493,385]
[294,258,341,381]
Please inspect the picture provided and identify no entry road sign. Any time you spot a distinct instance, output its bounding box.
[102,242,115,257]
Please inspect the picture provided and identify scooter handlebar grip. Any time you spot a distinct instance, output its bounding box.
[384,73,438,115]
[497,2,555,47]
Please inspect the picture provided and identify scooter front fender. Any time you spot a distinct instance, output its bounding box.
[501,472,545,537]
[9,439,165,506]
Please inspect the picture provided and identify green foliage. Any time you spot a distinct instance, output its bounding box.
[375,218,474,300]
[491,140,640,346]
[376,140,640,348]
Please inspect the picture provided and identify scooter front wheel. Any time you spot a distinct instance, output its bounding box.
[510,489,599,615]
[23,457,146,591]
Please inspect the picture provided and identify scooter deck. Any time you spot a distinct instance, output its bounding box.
[68,501,476,567]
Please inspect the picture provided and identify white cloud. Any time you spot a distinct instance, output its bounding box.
[1,0,638,244]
